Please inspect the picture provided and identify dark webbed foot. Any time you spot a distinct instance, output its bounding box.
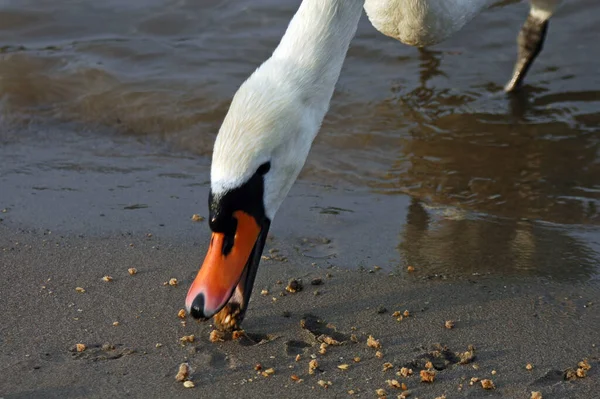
[505,13,549,92]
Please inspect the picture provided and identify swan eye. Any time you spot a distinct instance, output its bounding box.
[257,162,271,176]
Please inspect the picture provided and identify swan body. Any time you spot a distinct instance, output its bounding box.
[364,0,496,47]
[186,0,565,328]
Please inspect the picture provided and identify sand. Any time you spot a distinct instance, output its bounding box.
[0,132,599,398]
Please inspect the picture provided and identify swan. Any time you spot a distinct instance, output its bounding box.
[185,0,563,330]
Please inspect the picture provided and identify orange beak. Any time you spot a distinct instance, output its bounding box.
[185,211,260,319]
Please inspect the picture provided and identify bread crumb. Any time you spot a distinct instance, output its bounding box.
[403,310,410,317]
[75,343,86,352]
[179,334,195,343]
[112,321,119,326]
[295,354,301,362]
[576,368,587,378]
[232,330,245,340]
[260,289,269,296]
[407,266,415,272]
[420,369,436,383]
[424,361,433,370]
[398,367,413,378]
[175,363,190,382]
[444,320,454,329]
[168,278,178,286]
[458,349,475,364]
[399,391,411,398]
[319,342,328,355]
[309,359,319,375]
[354,357,361,363]
[347,389,355,395]
[183,380,195,388]
[435,395,446,399]
[285,278,303,293]
[386,379,401,388]
[317,380,331,388]
[578,359,591,371]
[261,368,275,377]
[191,214,204,222]
[290,374,303,382]
[469,377,479,385]
[128,267,137,275]
[155,343,162,348]
[401,383,407,391]
[102,275,113,282]
[383,362,393,372]
[375,388,386,396]
[350,334,359,343]
[392,311,402,317]
[367,335,382,349]
[376,351,384,359]
[209,330,224,343]
[480,379,495,389]
[526,363,534,371]
[321,335,341,345]
[338,364,350,370]
[177,309,186,319]
[75,287,85,293]
[531,392,543,399]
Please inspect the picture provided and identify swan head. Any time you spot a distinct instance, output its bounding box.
[185,66,318,328]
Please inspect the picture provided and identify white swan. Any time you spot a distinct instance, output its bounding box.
[185,0,563,329]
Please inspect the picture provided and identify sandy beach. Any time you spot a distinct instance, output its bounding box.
[1,133,598,398]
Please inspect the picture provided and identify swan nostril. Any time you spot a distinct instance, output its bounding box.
[190,294,211,320]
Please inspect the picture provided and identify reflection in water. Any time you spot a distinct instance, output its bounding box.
[400,198,599,280]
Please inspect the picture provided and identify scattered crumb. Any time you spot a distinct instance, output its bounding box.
[285,278,303,293]
[386,379,401,389]
[354,357,361,363]
[128,268,137,275]
[177,309,186,319]
[526,363,534,371]
[155,343,162,348]
[367,335,381,349]
[480,379,495,389]
[407,266,415,272]
[290,374,303,382]
[576,368,587,378]
[261,368,275,377]
[75,287,85,293]
[399,391,411,398]
[179,334,195,344]
[309,359,319,375]
[435,395,446,399]
[191,214,204,222]
[444,320,454,329]
[175,363,190,382]
[319,342,328,355]
[403,310,410,317]
[254,363,262,371]
[392,311,402,317]
[458,348,475,364]
[347,390,355,395]
[232,330,245,340]
[398,368,413,378]
[320,335,341,346]
[376,351,384,359]
[168,278,178,287]
[383,362,393,372]
[578,359,591,371]
[424,361,433,370]
[209,330,225,343]
[491,370,497,375]
[260,289,269,296]
[565,368,578,380]
[183,380,195,388]
[401,383,407,391]
[375,388,386,396]
[102,275,113,282]
[420,369,436,383]
[75,343,86,352]
[295,354,301,362]
[338,364,350,370]
[350,334,359,343]
[317,380,331,388]
[112,321,119,326]
[531,392,543,399]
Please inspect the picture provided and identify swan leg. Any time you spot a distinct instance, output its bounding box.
[504,12,549,92]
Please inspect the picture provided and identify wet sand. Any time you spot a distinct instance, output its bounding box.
[1,133,598,398]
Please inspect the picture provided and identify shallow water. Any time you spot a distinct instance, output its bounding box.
[1,0,599,279]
